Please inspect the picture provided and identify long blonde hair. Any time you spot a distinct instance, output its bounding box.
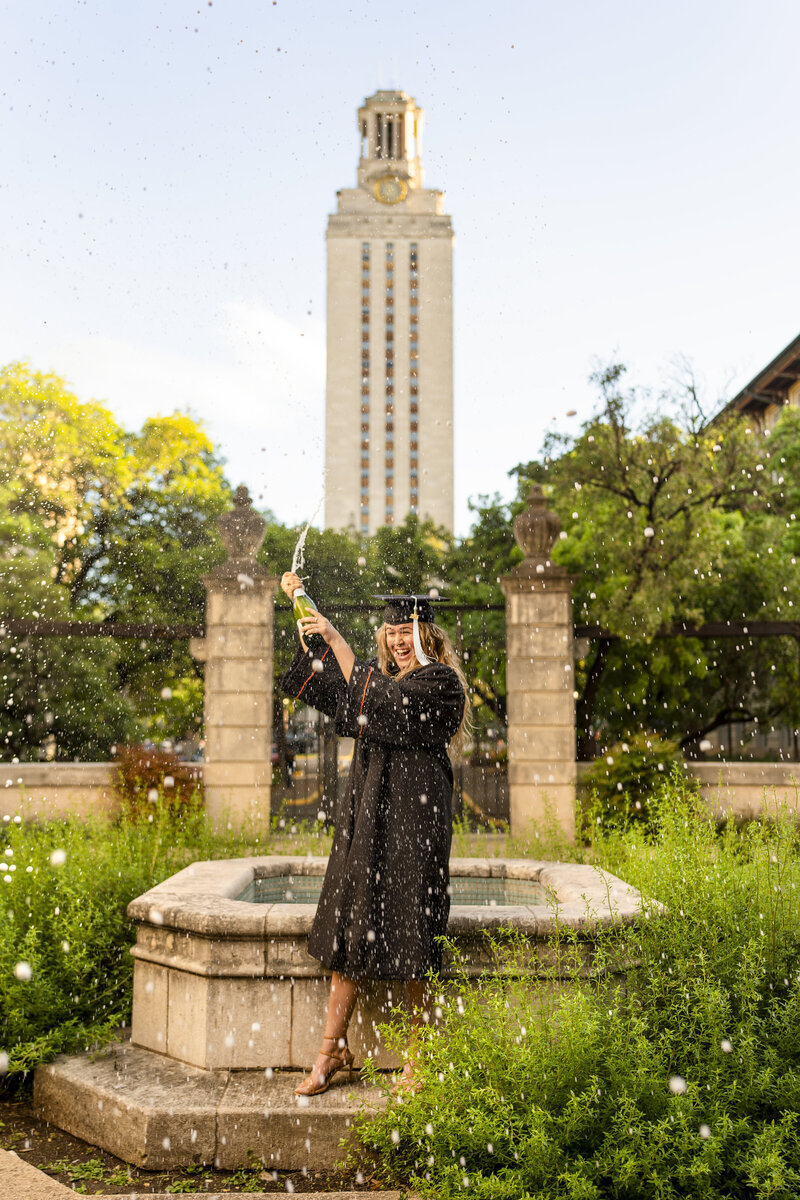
[375,621,471,753]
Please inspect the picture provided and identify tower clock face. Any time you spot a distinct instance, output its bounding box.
[373,175,408,205]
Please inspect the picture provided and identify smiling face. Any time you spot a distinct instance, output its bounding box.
[385,622,416,669]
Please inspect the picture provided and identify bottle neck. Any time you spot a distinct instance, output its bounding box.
[293,587,306,598]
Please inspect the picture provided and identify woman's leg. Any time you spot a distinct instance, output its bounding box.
[295,971,358,1095]
[394,980,429,1093]
[406,979,430,1037]
[324,970,359,1041]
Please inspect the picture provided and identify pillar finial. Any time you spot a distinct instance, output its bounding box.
[215,485,267,568]
[513,484,561,564]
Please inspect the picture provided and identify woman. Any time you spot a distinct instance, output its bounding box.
[279,571,467,1097]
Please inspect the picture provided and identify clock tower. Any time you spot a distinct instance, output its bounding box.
[324,90,454,535]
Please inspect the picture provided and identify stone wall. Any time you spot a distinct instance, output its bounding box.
[686,761,800,819]
[5,760,798,826]
[0,763,119,821]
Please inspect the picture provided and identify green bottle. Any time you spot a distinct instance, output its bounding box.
[292,587,323,649]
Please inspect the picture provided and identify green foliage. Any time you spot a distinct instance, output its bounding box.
[0,799,258,1079]
[513,365,800,756]
[579,734,687,831]
[442,495,520,732]
[43,1157,135,1185]
[0,362,231,759]
[355,781,800,1198]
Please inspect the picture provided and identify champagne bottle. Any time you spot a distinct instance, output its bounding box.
[292,587,323,650]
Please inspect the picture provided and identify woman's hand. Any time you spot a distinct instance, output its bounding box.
[281,571,304,601]
[299,612,338,646]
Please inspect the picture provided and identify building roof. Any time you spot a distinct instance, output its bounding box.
[717,331,800,423]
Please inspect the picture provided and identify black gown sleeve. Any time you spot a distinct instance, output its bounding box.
[336,660,465,747]
[279,645,347,719]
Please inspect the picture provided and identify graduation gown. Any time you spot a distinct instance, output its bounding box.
[280,645,465,980]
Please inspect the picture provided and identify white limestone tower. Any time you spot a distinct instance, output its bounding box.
[324,90,454,534]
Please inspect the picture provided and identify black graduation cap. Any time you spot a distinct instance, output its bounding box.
[372,594,447,625]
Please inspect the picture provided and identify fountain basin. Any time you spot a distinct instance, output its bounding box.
[125,855,643,1072]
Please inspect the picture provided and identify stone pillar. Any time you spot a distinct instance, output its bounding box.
[500,485,576,840]
[190,486,279,831]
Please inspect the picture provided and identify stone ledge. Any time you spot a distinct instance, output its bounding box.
[0,1148,74,1198]
[34,1043,387,1172]
[128,857,643,942]
[129,1194,407,1200]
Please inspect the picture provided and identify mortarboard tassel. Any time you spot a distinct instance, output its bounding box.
[411,602,432,666]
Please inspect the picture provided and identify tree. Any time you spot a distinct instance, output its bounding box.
[442,496,521,733]
[512,365,800,757]
[0,362,231,759]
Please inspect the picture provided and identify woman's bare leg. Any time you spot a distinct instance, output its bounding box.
[406,979,430,1038]
[394,980,429,1093]
[295,971,358,1095]
[324,970,359,1041]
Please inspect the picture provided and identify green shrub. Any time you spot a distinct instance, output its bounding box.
[579,732,688,831]
[0,800,334,1086]
[355,782,800,1198]
[0,796,254,1081]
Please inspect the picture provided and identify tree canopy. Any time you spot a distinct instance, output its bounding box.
[512,365,800,757]
[2,358,796,766]
[0,362,230,759]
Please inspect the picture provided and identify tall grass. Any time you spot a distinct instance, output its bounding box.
[0,795,331,1081]
[356,779,800,1199]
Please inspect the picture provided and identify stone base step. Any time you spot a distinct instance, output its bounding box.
[34,1042,389,1172]
[0,1148,74,1198]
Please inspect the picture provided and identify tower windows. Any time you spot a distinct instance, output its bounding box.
[384,242,396,522]
[409,243,420,513]
[360,241,371,532]
[375,113,403,160]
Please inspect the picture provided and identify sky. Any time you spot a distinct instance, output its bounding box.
[3,0,800,536]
